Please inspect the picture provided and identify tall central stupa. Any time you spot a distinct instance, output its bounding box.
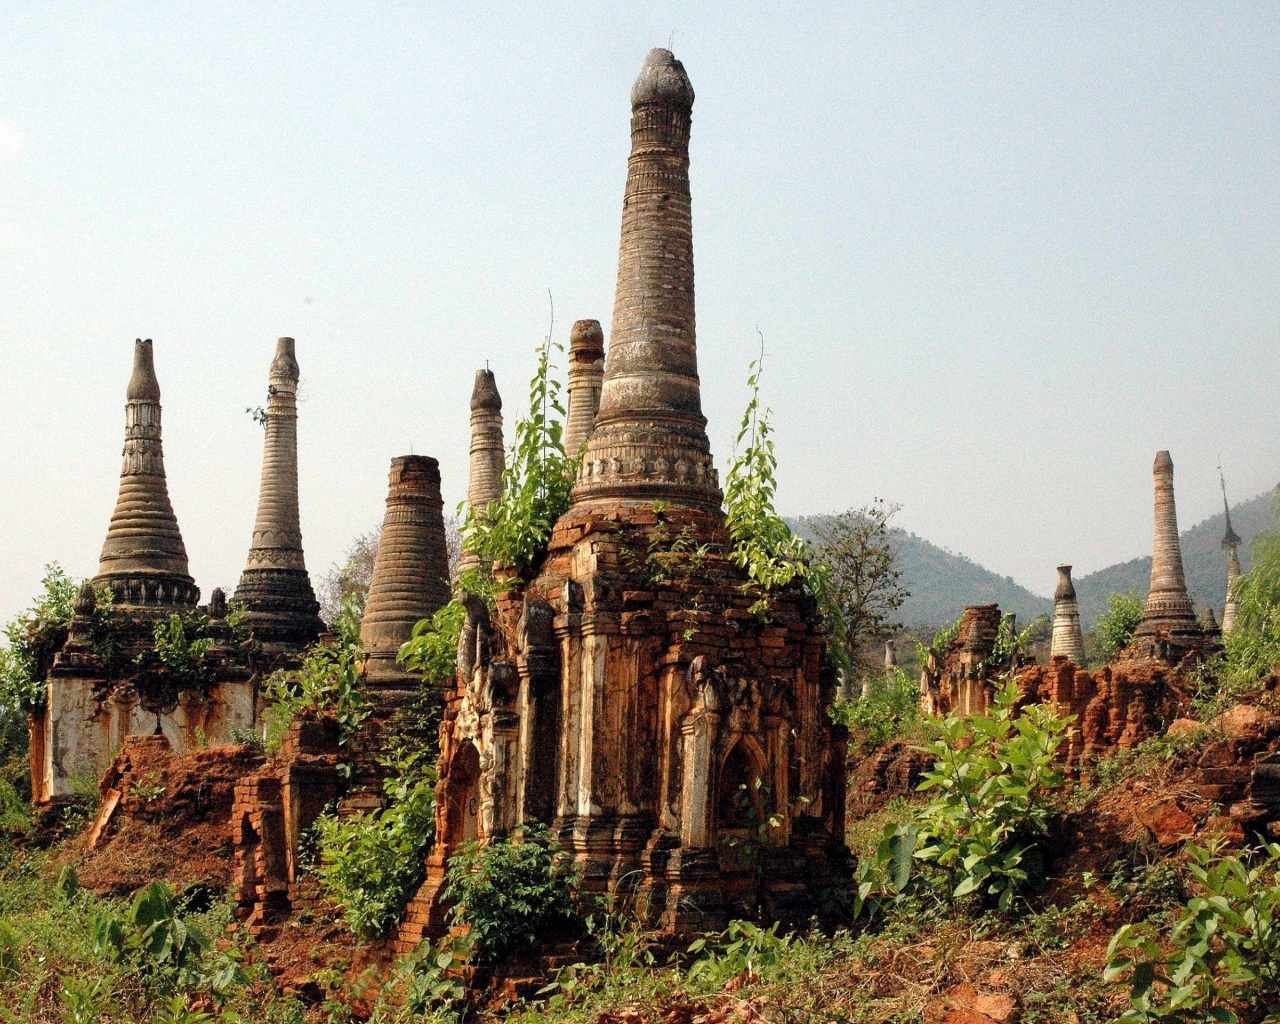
[571,48,722,514]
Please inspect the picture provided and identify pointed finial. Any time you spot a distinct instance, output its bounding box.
[1220,463,1241,549]
[269,337,300,388]
[631,48,694,109]
[127,338,161,402]
[471,368,502,412]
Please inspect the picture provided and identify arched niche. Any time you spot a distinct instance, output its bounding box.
[444,741,482,845]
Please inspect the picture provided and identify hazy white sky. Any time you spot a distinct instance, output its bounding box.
[2,3,1278,625]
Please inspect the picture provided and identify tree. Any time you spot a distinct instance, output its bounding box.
[1096,592,1144,660]
[810,502,908,670]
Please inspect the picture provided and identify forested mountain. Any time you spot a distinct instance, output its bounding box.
[794,486,1277,631]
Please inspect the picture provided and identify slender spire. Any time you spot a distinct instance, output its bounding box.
[564,319,605,459]
[1135,450,1200,637]
[457,369,504,576]
[233,338,323,649]
[94,339,198,609]
[1220,466,1242,634]
[1050,565,1087,664]
[571,48,722,513]
[361,456,452,688]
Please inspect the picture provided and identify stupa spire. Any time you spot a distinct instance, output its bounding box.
[361,456,452,689]
[564,319,605,458]
[94,339,198,609]
[457,369,504,576]
[1220,468,1242,634]
[233,338,323,648]
[571,48,722,513]
[1135,450,1200,637]
[1050,565,1086,664]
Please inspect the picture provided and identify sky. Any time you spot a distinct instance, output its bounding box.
[1,3,1278,625]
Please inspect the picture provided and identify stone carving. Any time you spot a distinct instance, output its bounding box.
[360,456,452,690]
[233,338,324,650]
[571,49,723,513]
[93,339,199,609]
[1050,565,1086,665]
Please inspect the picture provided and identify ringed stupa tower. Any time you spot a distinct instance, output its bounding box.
[1135,451,1201,640]
[94,339,199,610]
[1050,565,1087,664]
[456,369,504,577]
[233,338,324,650]
[564,319,605,459]
[1220,471,1243,635]
[360,456,452,690]
[571,49,721,514]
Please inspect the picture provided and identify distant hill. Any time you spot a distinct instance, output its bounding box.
[1074,488,1277,627]
[790,517,1053,629]
[792,487,1277,632]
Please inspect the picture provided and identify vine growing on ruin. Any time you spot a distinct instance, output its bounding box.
[724,342,811,610]
[462,315,576,579]
[723,340,857,675]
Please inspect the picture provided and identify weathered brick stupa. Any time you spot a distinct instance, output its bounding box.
[455,369,504,577]
[1133,451,1204,658]
[360,456,452,691]
[1050,565,1087,665]
[571,49,721,514]
[1221,473,1243,635]
[402,49,847,950]
[233,338,324,651]
[93,339,199,610]
[564,318,605,458]
[35,342,256,803]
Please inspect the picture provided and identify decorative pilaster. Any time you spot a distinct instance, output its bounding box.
[361,456,452,689]
[94,339,199,610]
[1135,451,1201,638]
[1050,565,1087,664]
[571,48,722,514]
[234,338,323,650]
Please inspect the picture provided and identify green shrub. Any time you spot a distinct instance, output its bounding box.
[145,613,215,692]
[262,640,370,751]
[92,882,210,974]
[0,564,81,715]
[1105,841,1280,1022]
[443,823,580,966]
[686,920,795,988]
[313,750,437,938]
[832,667,923,756]
[1097,592,1145,660]
[912,682,1072,911]
[855,682,1073,917]
[398,599,467,685]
